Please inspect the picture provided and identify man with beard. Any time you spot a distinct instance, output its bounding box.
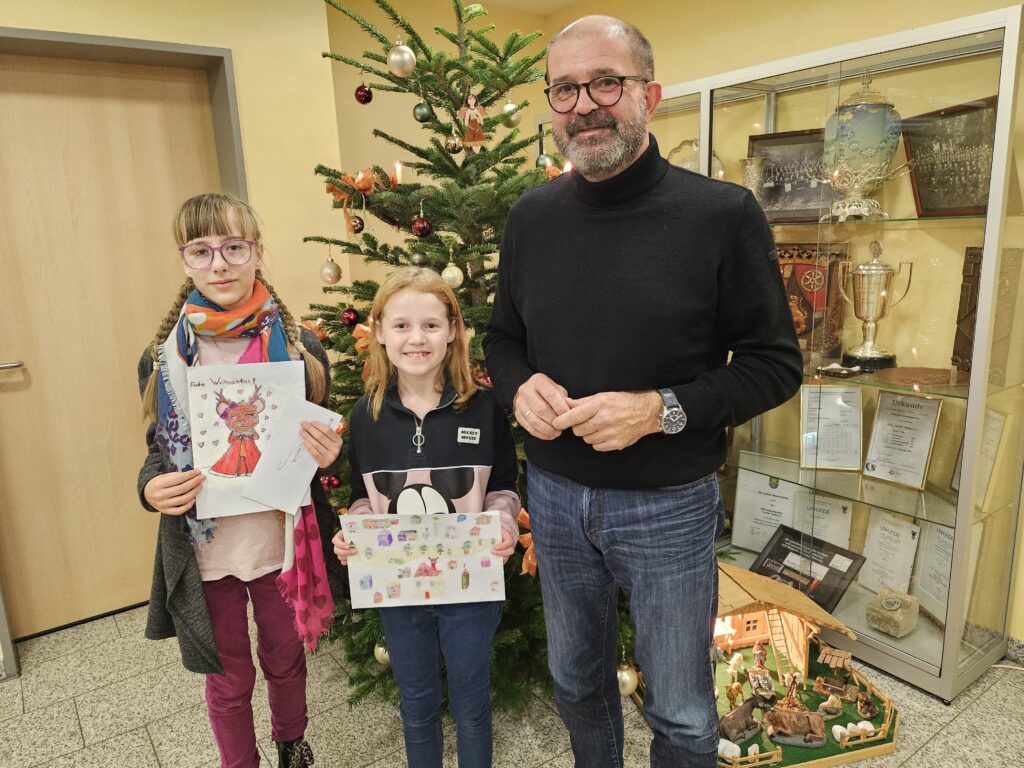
[483,15,802,768]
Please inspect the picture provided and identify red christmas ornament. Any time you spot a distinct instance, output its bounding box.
[412,216,433,238]
[354,84,373,104]
[320,476,331,491]
[341,308,360,327]
[329,475,342,489]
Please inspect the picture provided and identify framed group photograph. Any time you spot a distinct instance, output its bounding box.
[777,242,848,358]
[747,129,827,223]
[902,96,997,217]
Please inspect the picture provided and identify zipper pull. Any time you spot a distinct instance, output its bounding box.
[413,421,425,454]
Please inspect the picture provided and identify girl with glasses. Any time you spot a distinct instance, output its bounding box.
[137,193,347,768]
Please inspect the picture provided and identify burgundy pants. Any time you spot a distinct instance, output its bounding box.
[203,570,308,768]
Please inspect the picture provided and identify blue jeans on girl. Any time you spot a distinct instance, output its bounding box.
[527,463,724,768]
[381,600,503,768]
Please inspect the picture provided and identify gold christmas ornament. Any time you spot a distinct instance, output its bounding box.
[617,663,640,696]
[374,643,391,666]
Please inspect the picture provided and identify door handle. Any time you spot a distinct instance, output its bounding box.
[0,361,24,370]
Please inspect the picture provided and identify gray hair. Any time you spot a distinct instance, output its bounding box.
[547,16,654,82]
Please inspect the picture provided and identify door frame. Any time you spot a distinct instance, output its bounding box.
[0,26,247,199]
[0,26,248,681]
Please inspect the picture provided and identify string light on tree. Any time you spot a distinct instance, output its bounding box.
[387,40,416,77]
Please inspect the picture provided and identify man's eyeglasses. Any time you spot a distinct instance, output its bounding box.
[179,239,255,270]
[544,75,647,114]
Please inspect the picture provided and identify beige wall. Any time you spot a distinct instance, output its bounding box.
[0,0,347,315]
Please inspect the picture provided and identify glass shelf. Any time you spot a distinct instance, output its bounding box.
[770,214,986,231]
[729,445,957,529]
[804,371,970,400]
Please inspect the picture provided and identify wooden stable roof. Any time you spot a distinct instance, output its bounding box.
[718,561,856,640]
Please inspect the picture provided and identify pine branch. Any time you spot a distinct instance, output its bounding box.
[373,0,429,54]
[324,0,392,48]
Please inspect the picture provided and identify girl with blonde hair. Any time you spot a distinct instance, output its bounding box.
[333,267,519,768]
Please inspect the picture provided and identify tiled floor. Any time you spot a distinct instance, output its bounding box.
[0,606,1021,767]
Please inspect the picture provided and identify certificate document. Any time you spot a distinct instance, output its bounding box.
[911,521,983,626]
[858,508,920,594]
[731,469,799,552]
[974,408,1007,505]
[793,490,853,549]
[800,385,862,470]
[344,513,505,608]
[864,391,942,489]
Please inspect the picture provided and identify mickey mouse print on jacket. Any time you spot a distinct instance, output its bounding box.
[345,381,520,541]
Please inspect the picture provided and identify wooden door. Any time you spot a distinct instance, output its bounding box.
[0,53,221,637]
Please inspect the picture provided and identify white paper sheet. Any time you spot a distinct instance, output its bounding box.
[186,361,305,519]
[344,513,506,608]
[243,396,342,513]
[858,508,920,594]
[731,469,799,552]
[793,490,853,549]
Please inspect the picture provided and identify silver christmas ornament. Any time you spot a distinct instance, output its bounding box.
[441,261,465,288]
[617,663,639,696]
[387,41,417,77]
[374,643,391,666]
[319,258,342,285]
[501,100,522,128]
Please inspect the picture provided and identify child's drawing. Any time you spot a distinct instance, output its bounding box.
[209,385,265,477]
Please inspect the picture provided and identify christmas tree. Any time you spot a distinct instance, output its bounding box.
[304,0,555,711]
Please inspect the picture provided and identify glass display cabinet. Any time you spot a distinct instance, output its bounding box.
[658,6,1024,701]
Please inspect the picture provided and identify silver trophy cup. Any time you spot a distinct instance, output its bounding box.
[837,241,912,371]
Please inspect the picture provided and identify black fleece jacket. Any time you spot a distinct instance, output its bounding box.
[483,134,803,489]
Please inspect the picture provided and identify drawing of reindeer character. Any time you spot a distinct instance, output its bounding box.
[209,385,265,477]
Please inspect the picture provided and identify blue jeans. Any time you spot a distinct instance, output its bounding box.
[380,600,503,768]
[528,463,723,768]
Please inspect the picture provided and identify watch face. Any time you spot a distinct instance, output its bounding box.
[661,408,686,434]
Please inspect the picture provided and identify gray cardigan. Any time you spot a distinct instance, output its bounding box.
[136,328,346,673]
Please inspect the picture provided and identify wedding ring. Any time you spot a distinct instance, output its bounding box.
[524,409,533,420]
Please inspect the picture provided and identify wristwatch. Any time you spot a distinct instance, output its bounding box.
[657,388,687,434]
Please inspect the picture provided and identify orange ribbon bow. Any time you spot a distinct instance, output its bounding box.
[517,507,537,577]
[325,169,393,234]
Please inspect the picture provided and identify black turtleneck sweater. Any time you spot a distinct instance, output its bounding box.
[483,135,803,489]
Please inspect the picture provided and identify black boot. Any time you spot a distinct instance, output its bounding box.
[276,738,314,768]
